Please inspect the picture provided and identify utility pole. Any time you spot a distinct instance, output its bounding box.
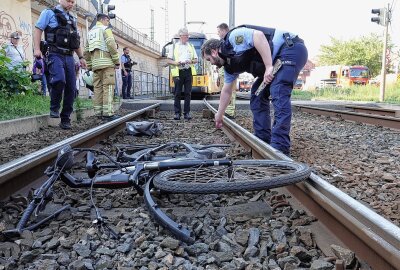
[164,0,169,43]
[183,0,187,28]
[380,12,389,102]
[229,0,235,28]
[371,5,391,102]
[150,8,154,41]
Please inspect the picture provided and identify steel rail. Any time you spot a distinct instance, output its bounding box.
[204,99,400,270]
[0,104,160,200]
[236,92,251,100]
[344,105,400,118]
[295,104,400,130]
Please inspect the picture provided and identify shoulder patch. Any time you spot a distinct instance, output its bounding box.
[235,35,244,45]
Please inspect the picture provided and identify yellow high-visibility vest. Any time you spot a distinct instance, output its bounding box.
[88,22,108,52]
[170,42,197,77]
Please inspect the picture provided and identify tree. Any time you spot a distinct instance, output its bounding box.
[318,34,392,77]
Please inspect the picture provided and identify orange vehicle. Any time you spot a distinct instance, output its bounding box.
[239,80,252,92]
[338,65,370,87]
[305,65,370,90]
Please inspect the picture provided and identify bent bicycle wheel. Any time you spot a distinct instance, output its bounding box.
[153,160,311,194]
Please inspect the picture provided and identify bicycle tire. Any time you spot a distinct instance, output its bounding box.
[153,160,311,194]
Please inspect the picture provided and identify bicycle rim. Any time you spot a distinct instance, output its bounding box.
[153,160,311,194]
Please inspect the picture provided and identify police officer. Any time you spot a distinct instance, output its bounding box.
[167,28,198,120]
[33,0,86,130]
[201,25,308,156]
[120,47,136,99]
[84,13,120,120]
[217,23,229,40]
[216,23,236,119]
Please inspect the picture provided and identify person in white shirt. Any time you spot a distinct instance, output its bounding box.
[166,28,198,120]
[3,32,26,70]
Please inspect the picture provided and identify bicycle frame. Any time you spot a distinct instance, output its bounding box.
[4,143,232,243]
[4,143,310,244]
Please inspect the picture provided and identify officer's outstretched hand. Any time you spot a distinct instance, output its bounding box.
[215,111,223,129]
[264,65,274,84]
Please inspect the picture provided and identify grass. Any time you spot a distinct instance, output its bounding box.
[0,93,93,121]
[1,83,399,121]
[292,83,400,104]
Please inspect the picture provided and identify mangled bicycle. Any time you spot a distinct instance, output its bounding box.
[3,142,311,244]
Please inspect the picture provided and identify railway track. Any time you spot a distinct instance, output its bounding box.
[0,101,399,269]
[294,104,400,130]
[0,104,160,200]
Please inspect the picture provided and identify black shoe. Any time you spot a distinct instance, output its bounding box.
[59,122,71,130]
[174,113,181,120]
[50,110,60,118]
[103,115,121,121]
[184,113,192,120]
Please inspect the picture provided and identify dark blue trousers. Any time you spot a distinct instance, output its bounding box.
[250,41,308,154]
[47,53,76,123]
[121,71,132,99]
[41,75,47,96]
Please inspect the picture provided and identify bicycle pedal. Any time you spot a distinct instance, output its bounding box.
[149,188,161,197]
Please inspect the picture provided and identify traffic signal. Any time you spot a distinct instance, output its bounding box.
[102,4,116,19]
[371,8,386,26]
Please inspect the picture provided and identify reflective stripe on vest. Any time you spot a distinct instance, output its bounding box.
[88,23,109,52]
[170,43,197,77]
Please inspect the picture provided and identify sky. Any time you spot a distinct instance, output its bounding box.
[112,0,399,60]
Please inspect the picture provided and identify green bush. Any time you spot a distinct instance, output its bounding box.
[0,48,40,96]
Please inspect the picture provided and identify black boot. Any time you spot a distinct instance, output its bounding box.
[174,113,181,120]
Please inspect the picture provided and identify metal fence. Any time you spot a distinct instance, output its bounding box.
[131,70,170,98]
[74,0,160,53]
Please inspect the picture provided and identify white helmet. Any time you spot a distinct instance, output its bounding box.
[82,70,94,86]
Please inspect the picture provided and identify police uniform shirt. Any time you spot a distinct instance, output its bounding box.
[223,27,296,84]
[4,42,25,68]
[35,4,76,31]
[120,54,131,69]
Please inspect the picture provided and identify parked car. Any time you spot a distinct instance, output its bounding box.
[369,76,380,86]
[368,74,398,87]
[294,79,304,90]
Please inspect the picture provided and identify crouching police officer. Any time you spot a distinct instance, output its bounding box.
[33,0,86,130]
[84,13,120,120]
[201,25,308,156]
